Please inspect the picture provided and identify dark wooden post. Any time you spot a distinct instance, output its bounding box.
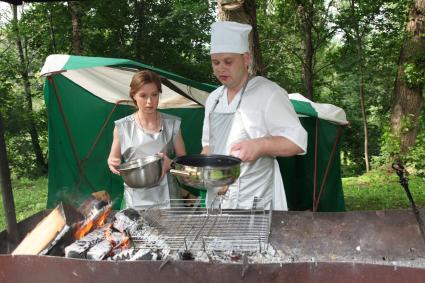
[0,114,19,246]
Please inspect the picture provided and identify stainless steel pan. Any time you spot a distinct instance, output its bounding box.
[170,154,241,188]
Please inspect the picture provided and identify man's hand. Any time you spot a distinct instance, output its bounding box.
[217,186,229,195]
[107,157,121,175]
[230,139,263,162]
[230,136,305,162]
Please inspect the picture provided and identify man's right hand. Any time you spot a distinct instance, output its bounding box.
[217,186,229,195]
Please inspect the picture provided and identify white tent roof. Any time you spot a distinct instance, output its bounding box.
[40,54,209,108]
[40,55,348,125]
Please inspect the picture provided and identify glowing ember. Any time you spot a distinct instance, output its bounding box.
[104,227,130,251]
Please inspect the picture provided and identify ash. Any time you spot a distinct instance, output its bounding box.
[189,243,283,264]
[64,199,281,263]
[117,199,278,263]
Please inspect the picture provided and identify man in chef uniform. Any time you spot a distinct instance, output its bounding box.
[201,21,308,210]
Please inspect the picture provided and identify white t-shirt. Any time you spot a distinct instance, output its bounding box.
[202,76,307,154]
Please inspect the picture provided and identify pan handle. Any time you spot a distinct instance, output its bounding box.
[170,158,176,169]
[170,169,192,177]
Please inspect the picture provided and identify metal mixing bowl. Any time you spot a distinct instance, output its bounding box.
[118,155,163,188]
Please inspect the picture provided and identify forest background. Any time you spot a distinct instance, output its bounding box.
[0,0,424,225]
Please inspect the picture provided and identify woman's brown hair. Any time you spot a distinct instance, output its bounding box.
[129,70,162,105]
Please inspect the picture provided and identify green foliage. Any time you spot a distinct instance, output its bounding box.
[6,129,47,178]
[343,169,425,210]
[406,129,425,176]
[1,4,48,178]
[373,113,425,176]
[257,0,337,96]
[1,0,214,179]
[371,124,400,167]
[0,0,423,182]
[404,62,425,87]
[322,0,408,175]
[0,177,48,232]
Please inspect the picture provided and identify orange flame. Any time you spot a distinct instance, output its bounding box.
[74,206,112,240]
[121,236,130,249]
[95,206,112,227]
[74,220,94,240]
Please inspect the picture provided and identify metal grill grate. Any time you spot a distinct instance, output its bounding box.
[131,198,272,253]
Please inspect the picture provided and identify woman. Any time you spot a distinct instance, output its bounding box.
[108,70,186,209]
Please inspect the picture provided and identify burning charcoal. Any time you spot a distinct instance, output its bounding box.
[65,227,106,258]
[78,191,111,218]
[194,251,211,263]
[154,249,164,260]
[87,240,112,260]
[229,251,242,262]
[121,208,141,221]
[179,250,194,260]
[65,240,93,258]
[131,249,156,261]
[140,252,153,260]
[113,209,141,233]
[107,231,131,256]
[95,200,109,210]
[109,248,136,261]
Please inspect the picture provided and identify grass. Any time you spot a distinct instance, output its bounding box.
[0,177,48,232]
[343,169,425,211]
[1,170,425,231]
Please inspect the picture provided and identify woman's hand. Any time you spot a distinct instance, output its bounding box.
[108,126,122,175]
[159,153,172,181]
[107,156,121,175]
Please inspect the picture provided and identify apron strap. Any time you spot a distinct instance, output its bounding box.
[211,76,252,113]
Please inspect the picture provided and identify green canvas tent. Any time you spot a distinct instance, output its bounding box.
[41,54,348,212]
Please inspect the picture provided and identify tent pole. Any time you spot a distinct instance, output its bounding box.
[81,100,130,163]
[47,76,97,192]
[47,76,81,170]
[312,118,319,211]
[314,125,344,211]
[0,114,19,247]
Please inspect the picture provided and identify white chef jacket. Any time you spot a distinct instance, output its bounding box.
[202,76,307,210]
[202,76,307,154]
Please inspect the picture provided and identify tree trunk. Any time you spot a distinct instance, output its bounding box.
[351,0,370,171]
[134,0,145,61]
[68,1,82,55]
[0,114,19,246]
[12,5,47,175]
[46,7,57,53]
[390,0,425,156]
[359,70,370,171]
[217,0,265,76]
[298,1,314,101]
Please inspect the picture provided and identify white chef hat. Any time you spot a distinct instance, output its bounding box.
[210,21,252,54]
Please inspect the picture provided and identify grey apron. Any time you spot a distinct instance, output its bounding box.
[206,78,276,209]
[117,113,179,209]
